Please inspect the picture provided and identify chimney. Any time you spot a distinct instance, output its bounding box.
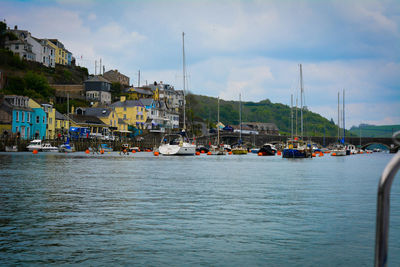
[120,96,126,102]
[14,25,17,30]
[71,105,75,115]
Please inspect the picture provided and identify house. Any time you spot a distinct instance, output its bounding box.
[75,107,127,134]
[140,98,176,132]
[38,38,55,68]
[29,99,56,139]
[84,75,112,104]
[110,96,147,130]
[4,95,47,139]
[69,113,109,138]
[55,110,70,136]
[4,37,35,62]
[103,69,130,86]
[125,86,154,100]
[48,39,69,65]
[146,82,184,112]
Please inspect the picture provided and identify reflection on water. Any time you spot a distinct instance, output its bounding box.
[0,152,399,265]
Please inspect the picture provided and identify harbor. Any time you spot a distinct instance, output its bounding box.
[1,151,399,265]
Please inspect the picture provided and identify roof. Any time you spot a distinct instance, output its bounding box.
[111,100,144,108]
[55,110,68,120]
[77,107,113,118]
[139,98,154,107]
[69,114,107,126]
[126,87,153,95]
[84,75,111,84]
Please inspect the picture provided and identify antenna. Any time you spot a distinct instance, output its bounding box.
[138,70,140,87]
[100,58,102,75]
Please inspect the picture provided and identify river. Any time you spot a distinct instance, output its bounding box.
[0,152,399,266]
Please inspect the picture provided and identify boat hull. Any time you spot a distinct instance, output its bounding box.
[282,149,312,158]
[231,148,248,155]
[159,143,196,155]
[331,150,347,156]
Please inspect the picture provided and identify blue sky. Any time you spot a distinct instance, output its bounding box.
[1,0,399,128]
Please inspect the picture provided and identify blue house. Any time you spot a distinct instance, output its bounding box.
[4,95,47,140]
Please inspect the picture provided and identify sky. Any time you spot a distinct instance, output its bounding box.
[1,0,399,128]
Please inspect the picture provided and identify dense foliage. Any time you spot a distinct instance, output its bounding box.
[187,94,353,137]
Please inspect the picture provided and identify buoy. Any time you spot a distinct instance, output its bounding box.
[207,151,212,155]
[312,153,316,157]
[319,152,323,157]
[258,152,263,156]
[201,150,205,154]
[100,150,104,154]
[146,149,151,152]
[138,148,141,152]
[228,151,232,155]
[332,153,337,156]
[85,149,90,154]
[132,150,136,153]
[154,151,159,156]
[195,151,200,155]
[325,151,331,154]
[123,149,127,153]
[277,151,282,156]
[32,149,38,154]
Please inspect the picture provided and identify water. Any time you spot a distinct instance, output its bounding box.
[0,152,400,266]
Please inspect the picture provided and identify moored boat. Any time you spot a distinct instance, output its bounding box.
[258,143,277,156]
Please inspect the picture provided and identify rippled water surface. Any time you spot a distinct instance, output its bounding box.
[1,152,400,266]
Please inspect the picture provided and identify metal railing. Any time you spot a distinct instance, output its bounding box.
[375,131,400,267]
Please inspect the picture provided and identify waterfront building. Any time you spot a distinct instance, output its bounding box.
[39,39,55,68]
[27,98,48,139]
[4,26,35,62]
[242,122,279,135]
[140,98,175,132]
[28,99,56,139]
[111,96,147,130]
[69,113,109,138]
[146,82,184,112]
[55,110,70,136]
[103,69,130,87]
[84,75,112,105]
[75,107,127,134]
[0,96,14,134]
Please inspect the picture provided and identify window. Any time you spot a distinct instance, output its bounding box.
[141,115,143,120]
[27,127,30,138]
[124,106,126,111]
[43,116,45,124]
[43,56,45,63]
[27,112,30,122]
[43,47,46,53]
[15,111,19,122]
[49,118,52,124]
[36,116,39,123]
[59,50,61,55]
[21,111,24,122]
[123,114,126,119]
[110,120,112,126]
[15,45,19,50]
[15,126,19,133]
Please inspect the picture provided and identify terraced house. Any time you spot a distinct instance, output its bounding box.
[111,96,147,131]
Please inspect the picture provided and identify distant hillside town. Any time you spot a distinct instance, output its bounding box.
[0,21,282,141]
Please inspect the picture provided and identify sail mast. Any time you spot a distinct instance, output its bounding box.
[337,91,340,142]
[300,64,303,139]
[239,93,242,143]
[182,32,186,130]
[217,97,220,145]
[343,89,345,144]
[291,94,293,140]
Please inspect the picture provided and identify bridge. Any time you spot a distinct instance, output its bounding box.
[195,133,399,151]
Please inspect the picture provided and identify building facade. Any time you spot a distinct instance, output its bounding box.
[84,75,112,104]
[103,69,130,86]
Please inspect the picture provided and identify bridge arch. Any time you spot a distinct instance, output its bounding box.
[361,143,390,150]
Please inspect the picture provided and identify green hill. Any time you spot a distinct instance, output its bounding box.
[187,94,349,137]
[349,124,400,138]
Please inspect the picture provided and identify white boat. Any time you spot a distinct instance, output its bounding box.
[27,139,43,151]
[331,144,347,156]
[5,145,18,152]
[41,143,59,152]
[159,32,195,156]
[346,144,357,155]
[159,132,196,155]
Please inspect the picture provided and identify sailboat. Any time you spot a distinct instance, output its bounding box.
[283,64,312,158]
[231,93,248,155]
[331,90,346,156]
[158,32,196,156]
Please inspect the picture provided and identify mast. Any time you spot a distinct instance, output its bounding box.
[343,89,345,144]
[300,64,303,139]
[182,32,186,130]
[239,93,242,143]
[217,97,220,145]
[291,94,293,140]
[295,97,298,137]
[337,91,340,142]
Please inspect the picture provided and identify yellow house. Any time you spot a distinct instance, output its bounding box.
[126,87,154,100]
[73,106,129,136]
[55,110,70,137]
[28,99,56,139]
[110,96,147,130]
[46,39,68,65]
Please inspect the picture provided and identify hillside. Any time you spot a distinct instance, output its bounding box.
[187,94,351,137]
[349,124,400,138]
